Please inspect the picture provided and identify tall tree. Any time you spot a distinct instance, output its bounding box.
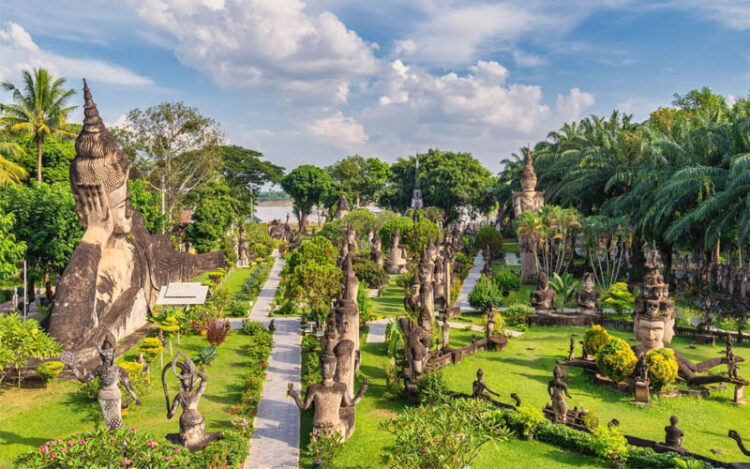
[220,145,284,216]
[326,155,390,207]
[1,68,77,183]
[117,102,222,225]
[0,130,29,185]
[280,165,334,234]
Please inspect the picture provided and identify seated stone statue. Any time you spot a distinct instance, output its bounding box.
[576,273,601,315]
[472,368,500,401]
[664,415,684,449]
[288,351,368,441]
[49,81,222,373]
[530,273,557,315]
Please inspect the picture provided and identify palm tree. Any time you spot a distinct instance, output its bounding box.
[0,131,29,184]
[1,68,76,183]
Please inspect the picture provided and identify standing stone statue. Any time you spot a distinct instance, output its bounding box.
[633,354,651,404]
[68,329,141,429]
[511,149,545,281]
[404,274,421,317]
[472,368,501,401]
[530,273,557,315]
[576,272,601,315]
[238,223,249,267]
[663,416,684,450]
[162,351,220,451]
[486,304,496,338]
[50,81,222,373]
[370,230,383,267]
[386,228,407,274]
[547,366,571,423]
[418,244,436,331]
[567,336,576,361]
[400,317,432,388]
[441,314,451,351]
[288,350,368,441]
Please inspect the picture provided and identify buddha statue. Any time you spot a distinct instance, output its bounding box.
[530,272,557,315]
[576,272,601,315]
[49,81,222,373]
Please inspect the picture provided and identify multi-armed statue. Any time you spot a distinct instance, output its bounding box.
[50,80,222,373]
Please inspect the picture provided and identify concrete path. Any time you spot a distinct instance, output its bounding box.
[454,251,484,312]
[241,252,303,469]
[366,318,390,343]
[504,252,519,266]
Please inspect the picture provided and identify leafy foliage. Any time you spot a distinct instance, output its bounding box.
[34,361,64,386]
[468,274,504,312]
[502,304,535,329]
[0,313,62,385]
[128,179,165,234]
[583,325,611,357]
[646,348,679,391]
[549,272,577,307]
[206,319,230,348]
[353,257,388,289]
[602,282,635,314]
[494,269,521,292]
[305,432,343,468]
[591,424,629,463]
[474,226,503,255]
[0,212,25,282]
[508,404,546,437]
[281,165,334,233]
[595,337,637,383]
[196,346,217,366]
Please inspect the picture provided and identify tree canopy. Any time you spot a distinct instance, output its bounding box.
[281,164,334,233]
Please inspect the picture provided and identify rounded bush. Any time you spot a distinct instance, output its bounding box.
[35,361,64,384]
[595,337,637,383]
[353,257,389,288]
[646,348,679,392]
[494,270,521,292]
[468,274,503,312]
[474,226,503,255]
[583,325,611,357]
[502,304,535,329]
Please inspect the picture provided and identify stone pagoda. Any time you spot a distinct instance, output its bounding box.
[411,152,424,218]
[512,149,545,281]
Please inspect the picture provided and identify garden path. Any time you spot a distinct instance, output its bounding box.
[243,252,303,469]
[454,251,484,312]
[504,252,519,266]
[366,318,390,343]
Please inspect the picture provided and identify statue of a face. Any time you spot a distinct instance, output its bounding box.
[537,273,548,290]
[583,274,594,291]
[321,355,337,380]
[107,183,132,235]
[634,316,675,352]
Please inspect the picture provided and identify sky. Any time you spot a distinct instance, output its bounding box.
[2,0,749,173]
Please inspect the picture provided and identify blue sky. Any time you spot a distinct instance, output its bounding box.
[2,0,749,173]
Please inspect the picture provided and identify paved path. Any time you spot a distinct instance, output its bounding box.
[366,318,390,343]
[504,252,519,266]
[241,252,303,469]
[454,251,484,312]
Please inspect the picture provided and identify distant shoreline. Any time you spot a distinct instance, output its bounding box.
[257,200,293,206]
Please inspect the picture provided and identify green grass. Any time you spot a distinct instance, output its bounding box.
[370,275,407,318]
[0,332,254,467]
[223,266,256,295]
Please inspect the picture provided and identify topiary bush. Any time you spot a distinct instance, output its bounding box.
[502,304,534,329]
[138,337,165,363]
[118,361,149,407]
[583,325,611,357]
[353,257,389,289]
[35,361,64,387]
[602,282,635,315]
[646,348,679,392]
[595,337,637,383]
[494,269,521,292]
[474,226,503,258]
[468,274,504,312]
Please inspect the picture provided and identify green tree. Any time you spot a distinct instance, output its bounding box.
[1,68,77,183]
[185,181,238,253]
[285,261,341,327]
[318,208,377,245]
[18,135,76,184]
[474,226,503,258]
[0,183,81,302]
[117,102,222,225]
[220,145,284,216]
[0,130,29,184]
[401,217,441,257]
[0,212,25,281]
[287,236,338,272]
[128,179,166,234]
[280,165,334,234]
[326,155,390,206]
[0,313,62,386]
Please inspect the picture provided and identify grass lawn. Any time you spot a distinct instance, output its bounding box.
[0,332,253,467]
[370,275,407,318]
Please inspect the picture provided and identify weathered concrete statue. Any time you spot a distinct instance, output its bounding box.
[576,272,601,315]
[69,329,140,429]
[386,228,407,274]
[162,351,220,451]
[50,80,222,373]
[399,317,432,389]
[418,243,436,330]
[288,350,368,441]
[530,272,557,315]
[663,416,684,449]
[370,230,383,267]
[548,366,571,423]
[472,368,501,402]
[333,194,350,220]
[237,223,249,266]
[512,150,545,281]
[404,274,421,317]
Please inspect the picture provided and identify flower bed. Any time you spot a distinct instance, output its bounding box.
[228,256,275,317]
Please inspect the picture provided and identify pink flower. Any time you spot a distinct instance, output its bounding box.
[75,431,81,436]
[78,439,86,445]
[148,439,157,448]
[129,428,136,434]
[67,440,75,447]
[121,459,132,466]
[166,456,173,461]
[49,452,57,458]
[61,447,67,454]
[174,448,181,454]
[39,445,48,453]
[54,439,61,444]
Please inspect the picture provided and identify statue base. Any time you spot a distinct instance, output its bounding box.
[630,382,651,406]
[734,384,746,405]
[166,431,221,452]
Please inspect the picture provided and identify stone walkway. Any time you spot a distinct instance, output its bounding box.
[454,251,484,312]
[366,318,390,343]
[241,252,303,469]
[504,252,519,266]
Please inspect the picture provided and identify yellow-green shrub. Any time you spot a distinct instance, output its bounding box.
[646,348,679,391]
[595,337,637,383]
[118,361,149,406]
[139,337,165,362]
[583,325,611,356]
[35,361,64,386]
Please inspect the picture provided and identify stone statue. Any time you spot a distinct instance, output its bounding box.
[634,354,650,385]
[441,314,451,351]
[418,244,436,330]
[370,230,383,267]
[472,368,501,401]
[530,273,557,315]
[547,366,571,423]
[512,149,545,282]
[288,350,368,441]
[49,81,222,373]
[567,336,576,361]
[663,416,684,449]
[486,304,496,338]
[162,351,220,451]
[386,228,407,274]
[238,223,249,266]
[68,329,140,429]
[404,274,421,317]
[399,317,432,387]
[576,272,601,315]
[333,194,350,220]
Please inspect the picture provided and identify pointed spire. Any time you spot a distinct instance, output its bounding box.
[414,151,420,189]
[81,78,105,135]
[520,146,538,192]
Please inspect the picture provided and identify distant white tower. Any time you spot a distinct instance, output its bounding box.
[410,152,424,216]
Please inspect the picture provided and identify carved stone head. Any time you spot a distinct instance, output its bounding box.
[582,272,595,291]
[320,352,337,381]
[71,80,132,235]
[537,272,549,290]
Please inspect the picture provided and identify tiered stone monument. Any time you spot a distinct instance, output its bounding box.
[50,80,222,374]
[411,152,424,215]
[512,149,545,282]
[418,243,436,331]
[333,194,350,220]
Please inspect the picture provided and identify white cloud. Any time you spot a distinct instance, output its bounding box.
[123,0,379,104]
[668,0,750,30]
[556,87,595,123]
[393,39,417,56]
[0,22,154,86]
[512,50,547,67]
[307,112,369,149]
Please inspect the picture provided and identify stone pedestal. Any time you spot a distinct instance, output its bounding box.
[734,384,746,405]
[631,382,651,406]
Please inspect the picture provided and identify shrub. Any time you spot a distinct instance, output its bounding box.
[549,272,577,307]
[196,346,217,366]
[357,283,376,326]
[119,361,149,407]
[508,404,546,438]
[208,271,224,283]
[596,337,637,383]
[468,274,504,312]
[353,257,389,288]
[35,361,64,387]
[242,320,265,336]
[159,316,180,337]
[13,427,190,468]
[78,376,101,400]
[583,325,611,357]
[206,319,230,348]
[305,431,343,468]
[474,226,503,257]
[453,252,474,280]
[602,282,635,314]
[415,370,448,405]
[646,348,679,392]
[591,424,629,464]
[138,337,165,363]
[494,269,521,292]
[0,313,62,386]
[188,430,249,469]
[502,304,534,329]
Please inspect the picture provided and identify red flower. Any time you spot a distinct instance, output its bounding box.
[39,445,48,453]
[174,448,181,454]
[49,452,57,458]
[121,459,132,466]
[129,428,136,434]
[148,439,157,448]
